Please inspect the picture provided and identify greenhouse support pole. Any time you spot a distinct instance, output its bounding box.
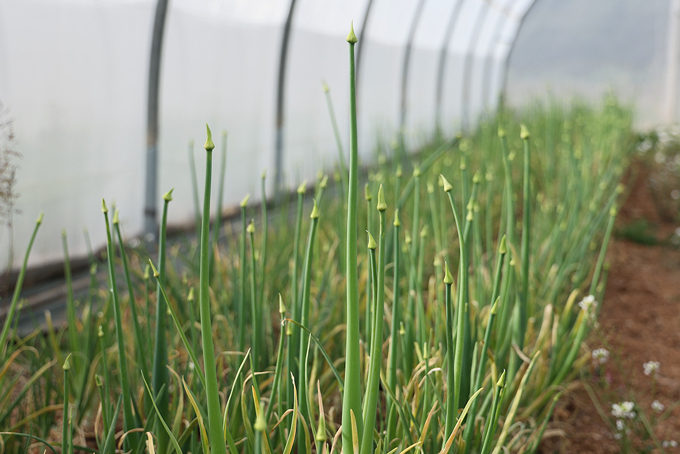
[274,0,299,197]
[481,2,512,111]
[499,0,539,102]
[398,0,428,144]
[144,0,170,239]
[665,0,680,123]
[356,0,375,100]
[460,1,489,133]
[434,0,465,136]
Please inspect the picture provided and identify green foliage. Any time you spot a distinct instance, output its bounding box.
[0,50,635,454]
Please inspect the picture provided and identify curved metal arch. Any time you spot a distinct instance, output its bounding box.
[460,0,490,132]
[498,0,540,101]
[274,0,299,196]
[434,0,467,135]
[480,0,515,112]
[355,0,375,100]
[144,0,170,238]
[398,0,428,140]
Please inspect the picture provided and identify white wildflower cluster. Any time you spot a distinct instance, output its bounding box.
[578,295,597,319]
[612,401,636,441]
[643,360,660,376]
[612,401,636,420]
[592,348,609,365]
[651,400,665,412]
[663,440,679,448]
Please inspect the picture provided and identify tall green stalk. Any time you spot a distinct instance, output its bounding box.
[297,200,320,446]
[0,213,42,361]
[198,125,228,454]
[113,210,151,391]
[101,200,137,450]
[342,22,363,454]
[247,220,262,371]
[288,181,306,406]
[385,208,401,449]
[61,231,78,354]
[152,189,173,454]
[238,194,250,352]
[360,186,387,454]
[518,125,531,350]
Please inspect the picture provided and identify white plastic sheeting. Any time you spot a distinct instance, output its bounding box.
[0,0,532,272]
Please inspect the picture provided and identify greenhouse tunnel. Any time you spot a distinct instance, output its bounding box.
[0,0,674,290]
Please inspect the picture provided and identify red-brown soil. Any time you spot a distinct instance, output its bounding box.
[541,164,680,453]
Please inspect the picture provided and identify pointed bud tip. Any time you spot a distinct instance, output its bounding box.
[204,124,215,151]
[101,199,108,213]
[498,127,506,138]
[346,21,358,44]
[278,294,287,314]
[497,370,506,387]
[520,124,530,140]
[499,235,507,254]
[443,262,453,284]
[240,193,250,207]
[163,188,174,202]
[297,181,307,194]
[364,183,372,201]
[367,231,377,250]
[246,220,255,234]
[491,296,500,314]
[440,175,453,192]
[113,209,120,225]
[473,171,481,184]
[376,185,387,211]
[148,259,160,278]
[310,200,320,219]
[393,208,401,227]
[36,212,44,225]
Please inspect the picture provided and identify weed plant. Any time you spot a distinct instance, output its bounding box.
[0,28,636,454]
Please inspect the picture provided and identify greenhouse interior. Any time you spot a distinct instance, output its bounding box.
[0,0,679,453]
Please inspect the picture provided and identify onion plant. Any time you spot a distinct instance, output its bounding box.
[0,30,638,454]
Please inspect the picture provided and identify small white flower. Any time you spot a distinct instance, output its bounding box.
[614,433,622,440]
[672,189,680,200]
[579,295,598,318]
[612,402,636,419]
[643,361,660,376]
[672,440,679,448]
[188,361,195,371]
[652,400,665,412]
[662,441,678,448]
[616,419,624,431]
[592,348,610,364]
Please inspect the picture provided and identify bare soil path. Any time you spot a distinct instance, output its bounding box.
[541,165,680,453]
